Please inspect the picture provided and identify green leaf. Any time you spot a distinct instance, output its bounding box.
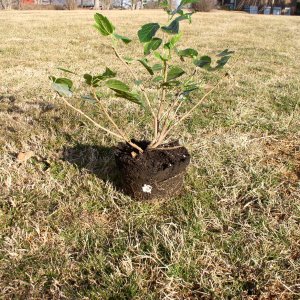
[154,52,168,62]
[144,38,162,55]
[81,95,97,104]
[50,76,73,87]
[114,91,143,105]
[161,20,179,34]
[152,63,163,72]
[217,49,234,57]
[137,59,154,75]
[176,9,184,15]
[57,67,78,75]
[178,48,198,58]
[175,13,193,23]
[216,55,231,68]
[164,34,181,50]
[106,79,143,106]
[113,33,132,44]
[51,77,73,97]
[167,66,185,81]
[106,79,130,92]
[52,83,72,97]
[100,67,116,79]
[83,73,101,87]
[179,0,198,6]
[153,75,163,82]
[183,84,199,93]
[84,68,116,87]
[138,23,160,43]
[83,74,94,86]
[160,0,169,9]
[94,13,115,36]
[162,80,181,87]
[170,1,194,17]
[179,84,199,100]
[194,56,212,69]
[124,57,134,64]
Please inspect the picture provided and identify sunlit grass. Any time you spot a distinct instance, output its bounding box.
[0,9,299,299]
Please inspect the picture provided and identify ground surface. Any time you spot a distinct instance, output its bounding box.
[0,9,300,299]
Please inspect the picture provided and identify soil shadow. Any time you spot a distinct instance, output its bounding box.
[61,143,121,189]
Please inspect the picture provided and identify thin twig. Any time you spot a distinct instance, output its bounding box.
[92,90,125,137]
[160,80,223,142]
[157,61,168,120]
[150,72,232,148]
[173,99,184,116]
[92,91,144,153]
[160,98,179,123]
[112,46,158,141]
[156,98,180,142]
[61,97,123,140]
[154,61,238,146]
[112,47,138,80]
[61,96,144,153]
[153,67,200,148]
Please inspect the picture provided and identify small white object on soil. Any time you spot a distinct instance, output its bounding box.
[142,184,152,193]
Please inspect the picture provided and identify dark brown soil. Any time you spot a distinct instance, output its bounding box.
[114,140,190,200]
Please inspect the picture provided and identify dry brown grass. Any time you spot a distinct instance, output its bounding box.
[0,9,300,299]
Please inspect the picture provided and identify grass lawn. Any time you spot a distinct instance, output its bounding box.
[0,9,300,299]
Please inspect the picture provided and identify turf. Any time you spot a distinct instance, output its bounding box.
[0,9,300,299]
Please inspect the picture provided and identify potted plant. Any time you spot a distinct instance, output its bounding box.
[50,0,234,200]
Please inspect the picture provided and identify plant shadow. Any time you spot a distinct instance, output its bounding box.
[61,143,122,190]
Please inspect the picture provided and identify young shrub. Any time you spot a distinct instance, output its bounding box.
[50,0,234,199]
[50,0,234,154]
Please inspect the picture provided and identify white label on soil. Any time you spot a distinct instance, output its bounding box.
[142,184,152,193]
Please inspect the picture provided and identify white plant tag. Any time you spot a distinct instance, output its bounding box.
[142,184,152,193]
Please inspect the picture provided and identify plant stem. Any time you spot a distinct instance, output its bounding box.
[150,96,180,148]
[150,60,168,147]
[157,60,168,120]
[93,90,124,136]
[151,60,237,148]
[61,97,123,139]
[112,46,158,140]
[60,96,144,153]
[92,91,144,153]
[155,80,223,147]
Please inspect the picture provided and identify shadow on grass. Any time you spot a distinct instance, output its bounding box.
[61,143,122,190]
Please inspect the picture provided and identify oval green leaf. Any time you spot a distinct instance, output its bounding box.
[137,59,154,75]
[161,20,179,35]
[138,23,160,43]
[217,49,235,57]
[178,48,198,58]
[194,56,212,69]
[94,13,115,36]
[144,38,162,55]
[106,79,143,106]
[51,77,73,97]
[106,79,130,92]
[167,66,185,81]
[113,33,132,44]
[216,55,231,68]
